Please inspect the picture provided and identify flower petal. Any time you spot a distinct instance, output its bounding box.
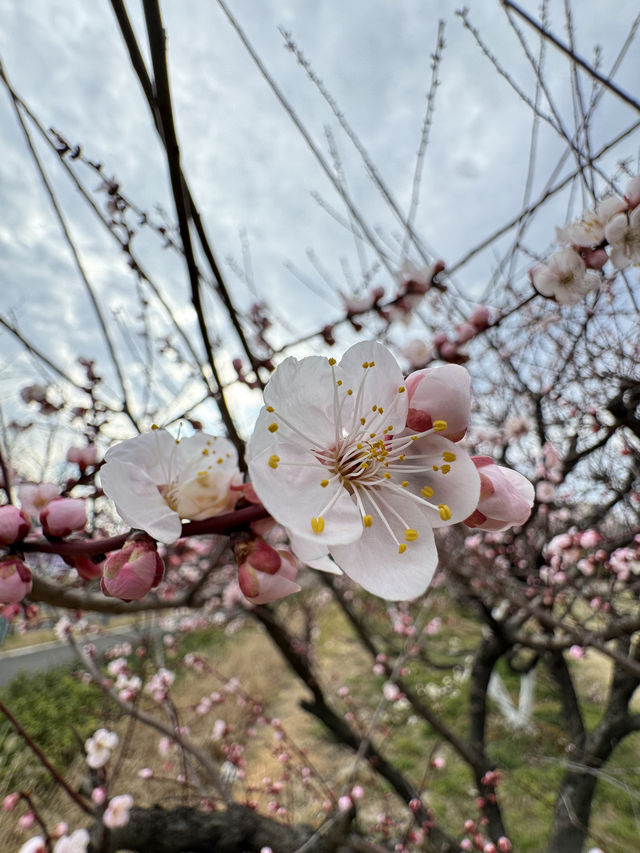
[100,460,182,544]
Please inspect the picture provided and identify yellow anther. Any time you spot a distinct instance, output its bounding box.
[357,443,363,449]
[370,433,376,438]
[404,529,419,541]
[387,425,393,431]
[363,515,373,528]
[411,435,418,441]
[320,478,329,487]
[202,448,209,456]
[328,357,337,366]
[360,417,366,425]
[151,423,159,430]
[369,361,375,367]
[347,389,353,396]
[398,385,405,393]
[401,481,409,488]
[383,472,391,479]
[438,504,452,521]
[266,405,274,413]
[443,451,456,462]
[398,543,407,554]
[378,407,384,414]
[421,485,434,499]
[362,361,369,368]
[441,464,451,474]
[268,455,280,469]
[433,420,448,432]
[336,380,343,386]
[372,405,377,412]
[197,470,207,477]
[432,465,439,471]
[268,423,278,433]
[311,516,325,534]
[400,454,406,461]
[217,457,223,464]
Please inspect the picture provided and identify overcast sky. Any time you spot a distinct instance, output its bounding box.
[0,0,638,445]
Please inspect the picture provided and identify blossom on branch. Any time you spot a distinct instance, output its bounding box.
[530,248,601,305]
[605,206,640,269]
[247,341,481,600]
[85,728,119,769]
[40,498,87,538]
[100,429,241,544]
[0,556,33,604]
[234,537,301,604]
[0,504,30,545]
[101,538,164,601]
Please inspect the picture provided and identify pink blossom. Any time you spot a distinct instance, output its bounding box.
[19,812,36,829]
[605,206,640,268]
[85,729,119,769]
[0,556,33,604]
[3,792,20,811]
[469,305,491,329]
[464,458,534,532]
[455,322,476,344]
[383,681,400,701]
[138,767,154,779]
[0,505,31,545]
[50,822,69,839]
[432,756,446,769]
[400,339,433,369]
[103,794,134,828]
[18,482,59,517]
[404,363,471,442]
[497,838,512,852]
[66,445,99,470]
[579,529,601,549]
[338,795,353,811]
[535,481,556,503]
[351,784,364,799]
[40,498,86,537]
[530,247,601,304]
[101,540,164,601]
[569,645,584,659]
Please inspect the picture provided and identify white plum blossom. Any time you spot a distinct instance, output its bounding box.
[53,829,90,853]
[103,794,134,829]
[247,342,481,600]
[85,728,119,769]
[555,195,626,247]
[531,248,602,305]
[605,206,640,269]
[100,429,241,544]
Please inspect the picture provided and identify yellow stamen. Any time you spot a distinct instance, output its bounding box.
[360,417,366,425]
[433,420,448,432]
[398,543,407,554]
[438,504,452,521]
[443,451,456,462]
[398,386,405,393]
[268,423,278,433]
[320,478,329,487]
[268,455,280,469]
[363,515,373,528]
[151,423,159,430]
[401,481,409,488]
[441,464,451,474]
[311,516,325,534]
[328,357,336,365]
[421,486,434,499]
[202,448,209,456]
[404,529,419,541]
[266,405,275,413]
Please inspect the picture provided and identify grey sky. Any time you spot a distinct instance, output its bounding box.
[0,0,638,442]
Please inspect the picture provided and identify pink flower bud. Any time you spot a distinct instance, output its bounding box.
[18,483,59,518]
[405,364,471,442]
[497,838,512,852]
[68,555,104,581]
[101,541,164,601]
[103,794,133,828]
[455,322,476,344]
[0,505,31,545]
[66,445,99,471]
[0,556,33,604]
[40,498,86,537]
[469,305,490,329]
[2,792,20,811]
[19,812,35,829]
[464,458,534,532]
[238,549,301,605]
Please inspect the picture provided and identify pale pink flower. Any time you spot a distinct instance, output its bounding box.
[464,457,534,532]
[66,445,99,471]
[531,248,602,304]
[101,540,164,602]
[138,767,154,779]
[50,822,69,839]
[432,756,446,769]
[404,363,471,442]
[0,505,30,545]
[605,206,640,269]
[18,482,59,518]
[85,729,119,769]
[0,556,32,604]
[338,795,353,811]
[2,792,20,811]
[103,794,134,829]
[19,812,35,829]
[536,481,556,503]
[247,342,480,600]
[100,430,240,544]
[569,645,584,659]
[400,339,432,369]
[53,829,90,853]
[383,681,400,701]
[40,498,86,537]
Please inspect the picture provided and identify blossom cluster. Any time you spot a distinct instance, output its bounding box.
[530,174,640,304]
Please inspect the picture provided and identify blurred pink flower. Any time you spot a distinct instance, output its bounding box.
[40,498,86,537]
[530,248,601,304]
[85,729,119,769]
[18,482,59,518]
[103,794,134,829]
[66,445,99,471]
[53,829,90,853]
[605,206,640,269]
[0,556,33,604]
